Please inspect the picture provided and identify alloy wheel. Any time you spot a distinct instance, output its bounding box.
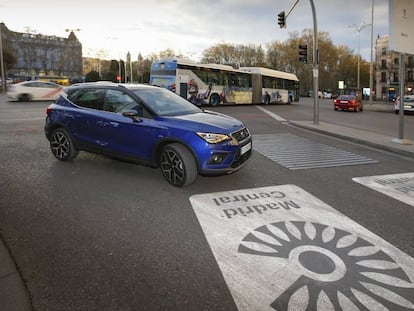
[161,149,185,186]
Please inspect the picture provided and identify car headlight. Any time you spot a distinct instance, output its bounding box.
[196,132,231,144]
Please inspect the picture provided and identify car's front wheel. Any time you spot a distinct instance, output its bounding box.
[49,128,78,161]
[160,143,198,187]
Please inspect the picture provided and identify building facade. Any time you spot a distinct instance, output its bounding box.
[375,35,414,101]
[1,23,82,80]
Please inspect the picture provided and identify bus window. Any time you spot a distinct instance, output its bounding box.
[207,70,221,85]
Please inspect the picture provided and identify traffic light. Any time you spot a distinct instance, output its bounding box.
[277,11,286,28]
[299,44,308,64]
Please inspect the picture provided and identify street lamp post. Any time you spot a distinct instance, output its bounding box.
[369,0,374,105]
[349,21,370,93]
[0,23,6,92]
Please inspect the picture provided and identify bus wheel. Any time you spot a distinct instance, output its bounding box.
[209,94,220,106]
[264,95,270,105]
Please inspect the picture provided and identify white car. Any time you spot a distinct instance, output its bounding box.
[7,81,63,102]
[322,91,332,99]
[394,95,414,114]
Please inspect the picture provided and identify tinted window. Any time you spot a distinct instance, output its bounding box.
[337,95,355,100]
[133,88,201,116]
[68,88,104,110]
[103,89,138,113]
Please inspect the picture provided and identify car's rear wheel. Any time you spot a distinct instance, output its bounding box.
[18,94,32,102]
[50,128,78,161]
[160,143,198,187]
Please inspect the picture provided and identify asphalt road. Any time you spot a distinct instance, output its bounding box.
[1,96,414,310]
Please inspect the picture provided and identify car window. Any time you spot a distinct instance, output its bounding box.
[22,82,36,88]
[43,82,60,89]
[68,88,104,110]
[133,88,201,116]
[103,89,141,113]
[338,95,355,100]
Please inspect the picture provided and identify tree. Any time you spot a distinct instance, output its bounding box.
[2,49,16,70]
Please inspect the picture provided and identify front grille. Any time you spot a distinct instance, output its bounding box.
[231,127,250,142]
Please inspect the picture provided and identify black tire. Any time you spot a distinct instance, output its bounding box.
[18,94,32,102]
[209,94,220,106]
[160,143,198,187]
[49,128,78,161]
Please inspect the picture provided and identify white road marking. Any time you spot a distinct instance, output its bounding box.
[256,106,287,122]
[190,185,414,310]
[353,172,414,207]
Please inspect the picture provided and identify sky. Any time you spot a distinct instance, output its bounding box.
[0,0,389,62]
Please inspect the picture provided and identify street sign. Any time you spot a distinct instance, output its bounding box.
[389,0,414,54]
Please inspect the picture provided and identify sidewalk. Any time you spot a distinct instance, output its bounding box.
[288,99,414,157]
[0,239,32,310]
[288,120,414,158]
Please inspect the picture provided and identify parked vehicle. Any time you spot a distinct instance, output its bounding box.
[334,94,363,112]
[44,82,252,187]
[394,95,414,114]
[7,81,63,102]
[322,91,332,99]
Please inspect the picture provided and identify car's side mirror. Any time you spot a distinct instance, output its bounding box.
[122,110,142,122]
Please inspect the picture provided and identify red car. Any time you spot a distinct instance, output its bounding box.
[334,95,363,112]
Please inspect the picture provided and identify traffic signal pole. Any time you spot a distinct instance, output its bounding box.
[278,0,319,124]
[310,0,319,125]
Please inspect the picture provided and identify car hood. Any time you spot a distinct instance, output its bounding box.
[160,110,245,133]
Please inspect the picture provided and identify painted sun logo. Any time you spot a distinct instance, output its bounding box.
[238,221,414,310]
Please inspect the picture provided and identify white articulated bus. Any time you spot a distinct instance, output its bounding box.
[150,59,299,106]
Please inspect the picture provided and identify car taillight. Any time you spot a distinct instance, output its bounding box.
[46,105,53,116]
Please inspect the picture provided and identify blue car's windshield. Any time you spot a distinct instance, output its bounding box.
[133,88,201,116]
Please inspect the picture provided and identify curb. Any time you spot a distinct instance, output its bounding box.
[0,238,32,311]
[288,120,414,158]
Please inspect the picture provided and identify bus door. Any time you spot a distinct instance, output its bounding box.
[250,74,262,104]
[176,74,190,99]
[180,83,188,99]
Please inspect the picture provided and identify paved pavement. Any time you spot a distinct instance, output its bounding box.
[0,99,412,311]
[289,101,414,158]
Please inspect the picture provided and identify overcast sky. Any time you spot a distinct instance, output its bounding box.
[0,0,388,62]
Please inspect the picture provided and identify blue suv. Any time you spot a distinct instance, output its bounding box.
[45,82,252,186]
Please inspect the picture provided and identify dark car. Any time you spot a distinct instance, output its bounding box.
[44,82,252,187]
[334,94,363,112]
